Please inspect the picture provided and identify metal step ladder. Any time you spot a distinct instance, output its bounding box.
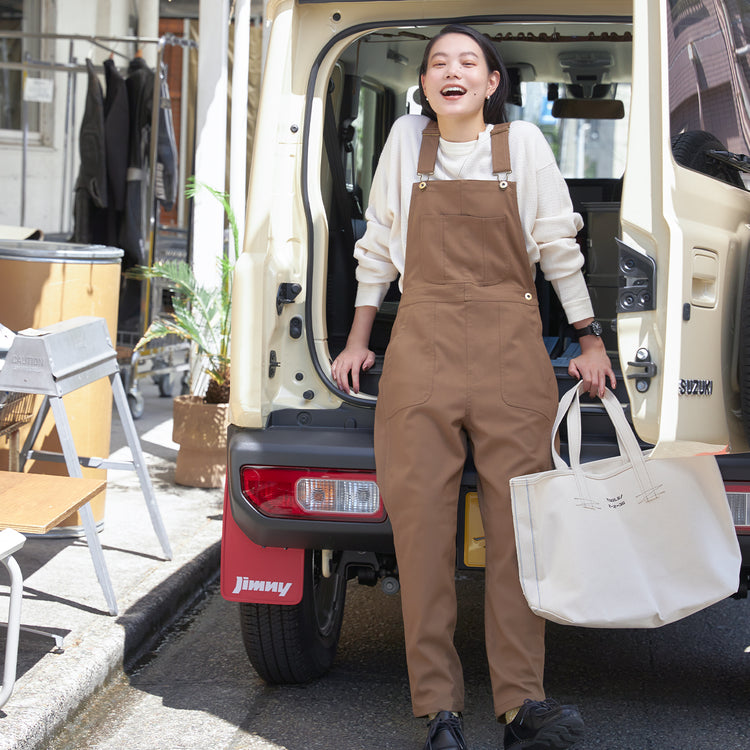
[0,316,172,615]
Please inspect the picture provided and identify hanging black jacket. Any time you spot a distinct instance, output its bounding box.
[71,59,108,243]
[119,56,178,268]
[103,58,129,214]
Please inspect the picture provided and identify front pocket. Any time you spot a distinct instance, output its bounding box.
[377,303,435,419]
[498,302,558,420]
[419,215,508,284]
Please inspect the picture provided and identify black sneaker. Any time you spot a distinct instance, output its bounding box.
[503,699,584,750]
[424,711,467,750]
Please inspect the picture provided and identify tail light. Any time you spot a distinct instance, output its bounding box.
[725,484,750,533]
[240,466,385,521]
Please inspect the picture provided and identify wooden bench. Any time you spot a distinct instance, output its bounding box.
[0,471,107,709]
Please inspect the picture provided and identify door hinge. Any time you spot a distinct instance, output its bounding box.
[276,282,302,315]
[269,350,280,378]
[617,239,656,313]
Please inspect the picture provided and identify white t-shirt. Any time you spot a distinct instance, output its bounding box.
[353,114,595,324]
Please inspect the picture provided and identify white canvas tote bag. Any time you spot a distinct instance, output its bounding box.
[510,381,741,628]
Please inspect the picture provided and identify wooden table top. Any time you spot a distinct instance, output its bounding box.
[0,471,106,534]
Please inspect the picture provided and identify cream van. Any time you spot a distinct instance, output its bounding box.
[221,0,750,683]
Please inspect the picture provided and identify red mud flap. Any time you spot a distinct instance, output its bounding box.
[220,484,304,605]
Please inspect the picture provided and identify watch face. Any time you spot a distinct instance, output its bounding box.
[591,320,603,336]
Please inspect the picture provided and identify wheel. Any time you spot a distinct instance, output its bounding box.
[671,130,745,189]
[155,373,175,398]
[238,549,347,684]
[127,390,145,420]
[151,358,167,387]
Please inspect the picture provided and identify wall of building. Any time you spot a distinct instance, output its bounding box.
[0,0,158,235]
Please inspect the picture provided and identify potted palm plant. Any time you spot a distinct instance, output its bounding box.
[132,178,237,487]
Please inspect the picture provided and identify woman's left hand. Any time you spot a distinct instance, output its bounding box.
[568,337,617,398]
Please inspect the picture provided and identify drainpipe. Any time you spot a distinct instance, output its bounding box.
[136,0,159,67]
[230,0,250,252]
[193,0,229,289]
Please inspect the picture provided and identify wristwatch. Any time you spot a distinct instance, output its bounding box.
[573,320,603,340]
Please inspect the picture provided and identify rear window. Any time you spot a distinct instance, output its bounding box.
[506,81,631,179]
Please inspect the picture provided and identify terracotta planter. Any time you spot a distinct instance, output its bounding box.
[172,395,230,488]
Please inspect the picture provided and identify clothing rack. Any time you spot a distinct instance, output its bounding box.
[0,31,197,236]
[0,30,199,418]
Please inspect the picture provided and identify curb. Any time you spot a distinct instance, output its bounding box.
[1,541,221,750]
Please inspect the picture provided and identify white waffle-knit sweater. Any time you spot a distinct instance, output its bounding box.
[353,114,594,324]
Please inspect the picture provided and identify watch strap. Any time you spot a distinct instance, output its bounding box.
[573,323,602,340]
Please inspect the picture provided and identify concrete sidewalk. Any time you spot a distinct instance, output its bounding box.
[0,383,223,750]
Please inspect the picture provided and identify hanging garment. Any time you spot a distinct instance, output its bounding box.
[117,56,178,332]
[72,58,131,247]
[374,121,558,719]
[72,59,108,243]
[103,58,129,215]
[120,55,153,269]
[154,64,178,211]
[93,57,130,248]
[119,56,178,270]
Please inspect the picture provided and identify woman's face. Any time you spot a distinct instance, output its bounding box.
[420,33,500,127]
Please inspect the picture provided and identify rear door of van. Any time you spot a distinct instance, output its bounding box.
[618,0,750,455]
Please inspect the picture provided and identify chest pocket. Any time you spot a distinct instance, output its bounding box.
[418,214,509,285]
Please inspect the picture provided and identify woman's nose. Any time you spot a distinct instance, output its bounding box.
[445,61,460,77]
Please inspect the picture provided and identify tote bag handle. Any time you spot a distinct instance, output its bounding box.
[551,382,656,500]
[563,386,629,468]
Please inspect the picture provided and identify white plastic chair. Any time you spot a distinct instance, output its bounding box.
[0,527,25,709]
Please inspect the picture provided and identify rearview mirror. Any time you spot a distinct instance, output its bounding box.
[551,99,625,119]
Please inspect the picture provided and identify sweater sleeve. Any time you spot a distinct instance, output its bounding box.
[529,131,594,323]
[353,121,404,308]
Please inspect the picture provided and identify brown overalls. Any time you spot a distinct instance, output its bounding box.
[374,120,558,719]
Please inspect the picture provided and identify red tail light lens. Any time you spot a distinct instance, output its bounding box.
[240,467,385,521]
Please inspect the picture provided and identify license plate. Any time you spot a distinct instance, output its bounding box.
[464,491,486,567]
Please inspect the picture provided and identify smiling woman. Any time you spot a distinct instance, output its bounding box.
[418,32,500,141]
[416,24,507,141]
[329,21,612,750]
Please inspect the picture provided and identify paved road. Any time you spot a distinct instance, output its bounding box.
[49,573,750,749]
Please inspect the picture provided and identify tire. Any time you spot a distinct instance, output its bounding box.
[155,373,175,398]
[127,390,144,420]
[238,549,347,684]
[671,130,745,189]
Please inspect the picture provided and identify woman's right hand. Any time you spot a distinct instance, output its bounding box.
[331,346,376,394]
[331,305,378,394]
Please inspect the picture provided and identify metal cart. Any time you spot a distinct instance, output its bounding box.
[116,227,192,419]
[0,391,35,471]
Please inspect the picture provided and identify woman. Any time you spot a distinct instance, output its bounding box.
[332,24,615,750]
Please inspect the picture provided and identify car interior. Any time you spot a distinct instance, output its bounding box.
[320,20,634,396]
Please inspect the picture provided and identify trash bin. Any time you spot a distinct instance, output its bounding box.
[0,241,123,533]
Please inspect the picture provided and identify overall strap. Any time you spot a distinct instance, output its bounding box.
[490,122,512,175]
[417,120,441,175]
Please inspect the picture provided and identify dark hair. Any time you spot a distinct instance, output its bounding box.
[417,24,510,125]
